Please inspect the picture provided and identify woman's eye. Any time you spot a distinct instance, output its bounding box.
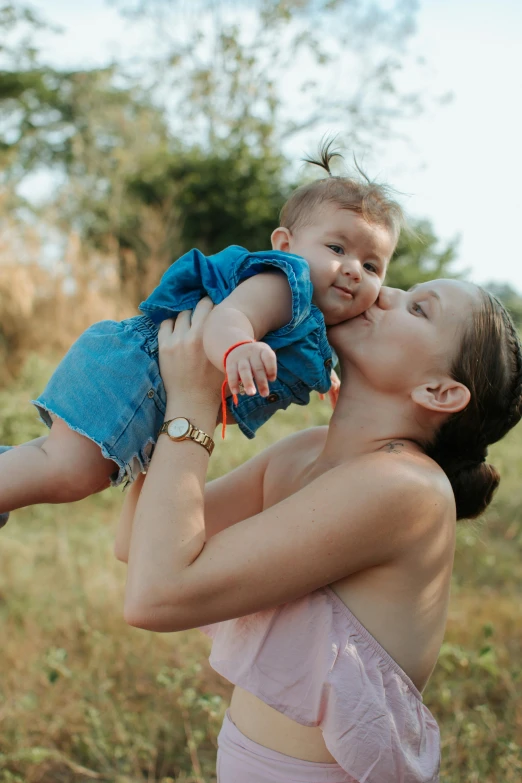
[328,244,344,255]
[411,302,427,317]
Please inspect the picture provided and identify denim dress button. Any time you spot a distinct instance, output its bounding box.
[266,393,279,403]
[147,389,155,398]
[324,358,333,369]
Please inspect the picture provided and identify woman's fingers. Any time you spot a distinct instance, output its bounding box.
[173,310,191,336]
[158,299,222,404]
[162,299,214,343]
[189,297,214,331]
[159,318,175,336]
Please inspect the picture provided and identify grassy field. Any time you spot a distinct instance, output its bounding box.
[0,355,521,782]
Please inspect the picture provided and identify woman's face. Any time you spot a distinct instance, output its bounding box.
[328,279,481,395]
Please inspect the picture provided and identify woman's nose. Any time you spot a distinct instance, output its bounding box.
[376,286,401,309]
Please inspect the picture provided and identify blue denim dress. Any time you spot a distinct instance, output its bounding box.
[33,246,333,486]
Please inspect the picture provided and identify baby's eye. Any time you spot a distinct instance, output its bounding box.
[364,262,378,273]
[328,244,344,255]
[411,302,427,317]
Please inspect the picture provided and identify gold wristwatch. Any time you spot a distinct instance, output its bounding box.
[159,417,215,456]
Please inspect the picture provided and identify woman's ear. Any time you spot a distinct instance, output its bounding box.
[411,379,471,415]
[271,227,292,252]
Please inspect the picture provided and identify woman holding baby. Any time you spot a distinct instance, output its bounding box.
[116,184,522,783]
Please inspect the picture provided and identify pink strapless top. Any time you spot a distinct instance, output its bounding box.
[199,585,440,783]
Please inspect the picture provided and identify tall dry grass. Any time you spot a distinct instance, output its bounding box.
[0,242,520,781]
[0,356,520,782]
[0,229,135,385]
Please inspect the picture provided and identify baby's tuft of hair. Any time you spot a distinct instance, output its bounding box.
[280,138,405,242]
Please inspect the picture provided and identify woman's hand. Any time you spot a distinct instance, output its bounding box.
[158,298,223,409]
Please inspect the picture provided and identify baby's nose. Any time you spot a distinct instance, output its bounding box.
[342,257,362,281]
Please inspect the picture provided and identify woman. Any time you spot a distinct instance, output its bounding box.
[116,280,522,783]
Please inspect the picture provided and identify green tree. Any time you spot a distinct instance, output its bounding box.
[111,0,428,156]
[387,220,461,290]
[0,2,64,179]
[484,282,522,328]
[1,0,461,318]
[88,143,290,303]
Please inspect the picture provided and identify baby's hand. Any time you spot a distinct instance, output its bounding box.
[226,341,277,398]
[318,369,341,409]
[328,368,340,409]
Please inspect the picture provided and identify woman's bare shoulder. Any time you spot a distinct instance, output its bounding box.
[268,425,328,456]
[363,445,456,526]
[262,425,328,472]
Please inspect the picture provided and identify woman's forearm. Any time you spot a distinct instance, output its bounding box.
[114,472,145,563]
[124,397,218,627]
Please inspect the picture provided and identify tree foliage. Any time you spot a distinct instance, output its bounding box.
[86,144,289,303]
[110,0,424,155]
[0,0,481,329]
[387,220,461,290]
[484,281,522,328]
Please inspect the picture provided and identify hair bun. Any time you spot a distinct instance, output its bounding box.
[450,460,500,520]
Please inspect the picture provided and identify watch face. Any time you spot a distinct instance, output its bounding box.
[167,418,191,439]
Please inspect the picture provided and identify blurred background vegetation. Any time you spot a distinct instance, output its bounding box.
[0,1,521,781]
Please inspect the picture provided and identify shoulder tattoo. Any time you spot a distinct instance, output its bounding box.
[385,441,405,454]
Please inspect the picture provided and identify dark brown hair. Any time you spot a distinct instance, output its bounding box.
[280,138,405,241]
[427,288,522,519]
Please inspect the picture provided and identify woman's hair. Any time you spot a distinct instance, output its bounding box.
[280,138,405,242]
[427,288,522,520]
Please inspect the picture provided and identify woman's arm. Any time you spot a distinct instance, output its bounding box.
[124,300,446,633]
[114,440,274,562]
[125,450,441,632]
[114,472,145,563]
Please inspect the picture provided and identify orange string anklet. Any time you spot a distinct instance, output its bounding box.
[221,340,255,438]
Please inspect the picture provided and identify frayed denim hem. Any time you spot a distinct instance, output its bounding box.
[31,400,156,488]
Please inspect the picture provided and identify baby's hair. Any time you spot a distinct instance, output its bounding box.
[280,137,405,241]
[302,136,344,176]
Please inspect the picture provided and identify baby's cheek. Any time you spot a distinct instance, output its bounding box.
[358,279,382,311]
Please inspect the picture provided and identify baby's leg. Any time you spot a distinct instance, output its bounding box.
[0,418,116,513]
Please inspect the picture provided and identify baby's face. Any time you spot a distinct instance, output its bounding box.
[282,204,396,326]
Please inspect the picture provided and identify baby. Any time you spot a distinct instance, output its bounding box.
[0,147,402,526]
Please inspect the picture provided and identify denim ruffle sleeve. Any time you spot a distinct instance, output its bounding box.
[139,245,313,332]
[139,244,333,439]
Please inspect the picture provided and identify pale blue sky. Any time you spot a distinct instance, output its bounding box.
[18,0,522,291]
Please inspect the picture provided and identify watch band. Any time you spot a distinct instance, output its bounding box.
[159,418,215,456]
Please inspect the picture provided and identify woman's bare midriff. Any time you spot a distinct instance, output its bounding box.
[228,569,450,762]
[228,429,456,763]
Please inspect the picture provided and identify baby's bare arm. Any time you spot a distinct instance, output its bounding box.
[202,272,292,371]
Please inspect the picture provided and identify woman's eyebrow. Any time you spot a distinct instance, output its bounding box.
[408,284,441,301]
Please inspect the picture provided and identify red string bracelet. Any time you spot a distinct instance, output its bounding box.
[221,339,255,439]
